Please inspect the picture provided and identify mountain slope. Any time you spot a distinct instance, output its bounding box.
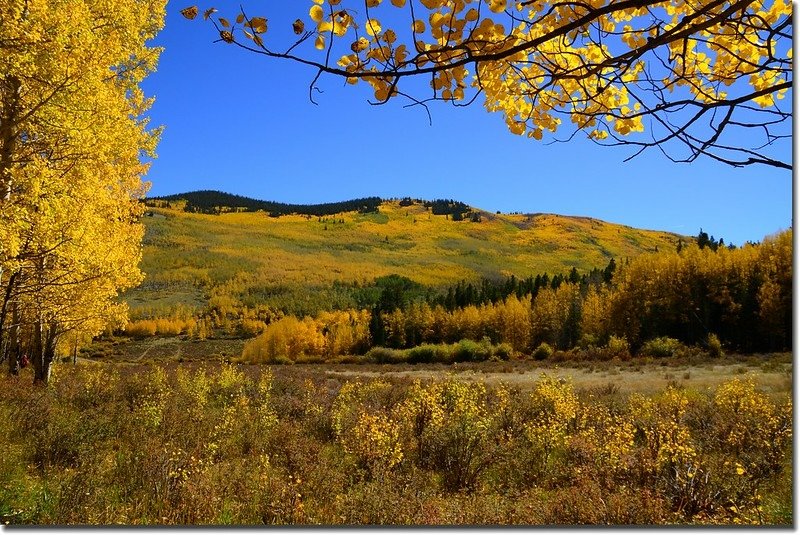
[129,196,685,317]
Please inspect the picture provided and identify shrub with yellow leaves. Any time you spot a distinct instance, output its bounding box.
[523,375,579,458]
[395,379,494,491]
[331,380,395,440]
[341,412,403,471]
[629,386,697,471]
[572,402,636,482]
[712,378,792,482]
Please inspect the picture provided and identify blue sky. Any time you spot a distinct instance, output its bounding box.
[140,4,792,246]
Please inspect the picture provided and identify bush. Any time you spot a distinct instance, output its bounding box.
[578,333,599,350]
[154,318,185,336]
[453,339,492,362]
[239,318,267,337]
[241,316,324,363]
[125,320,157,338]
[639,337,683,358]
[605,336,630,359]
[406,345,438,364]
[369,341,513,365]
[706,333,723,357]
[366,347,407,364]
[532,342,554,361]
[493,343,514,360]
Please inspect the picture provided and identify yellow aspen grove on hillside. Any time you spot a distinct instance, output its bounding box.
[183,0,791,169]
[0,0,166,383]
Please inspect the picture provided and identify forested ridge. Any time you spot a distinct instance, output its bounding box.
[147,190,384,216]
[148,191,491,220]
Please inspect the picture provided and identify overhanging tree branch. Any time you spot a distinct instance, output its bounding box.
[181,0,792,169]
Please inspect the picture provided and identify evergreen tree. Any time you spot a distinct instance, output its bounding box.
[603,258,617,284]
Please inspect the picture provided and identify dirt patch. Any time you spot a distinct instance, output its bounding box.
[85,336,247,363]
[324,360,792,395]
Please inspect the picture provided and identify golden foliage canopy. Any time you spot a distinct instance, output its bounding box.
[0,0,166,382]
[183,0,791,168]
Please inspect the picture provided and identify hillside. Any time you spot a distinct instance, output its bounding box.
[128,195,686,318]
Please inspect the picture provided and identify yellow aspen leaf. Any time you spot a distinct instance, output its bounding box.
[395,44,408,63]
[249,17,268,33]
[375,87,389,100]
[180,6,198,19]
[220,30,234,42]
[391,0,406,6]
[365,19,381,36]
[203,8,217,20]
[309,5,324,23]
[430,12,446,29]
[413,19,425,33]
[315,34,326,49]
[219,17,230,28]
[366,0,381,6]
[508,121,525,135]
[236,13,245,24]
[465,8,478,21]
[332,19,348,36]
[351,37,369,52]
[293,19,305,34]
[383,29,396,44]
[489,0,507,13]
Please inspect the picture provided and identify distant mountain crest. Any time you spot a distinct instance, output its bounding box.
[147,190,474,218]
[147,190,383,217]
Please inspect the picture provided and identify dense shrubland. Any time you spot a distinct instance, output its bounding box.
[0,365,790,525]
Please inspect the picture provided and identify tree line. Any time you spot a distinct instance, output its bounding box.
[147,190,382,216]
[146,191,492,221]
[240,230,791,362]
